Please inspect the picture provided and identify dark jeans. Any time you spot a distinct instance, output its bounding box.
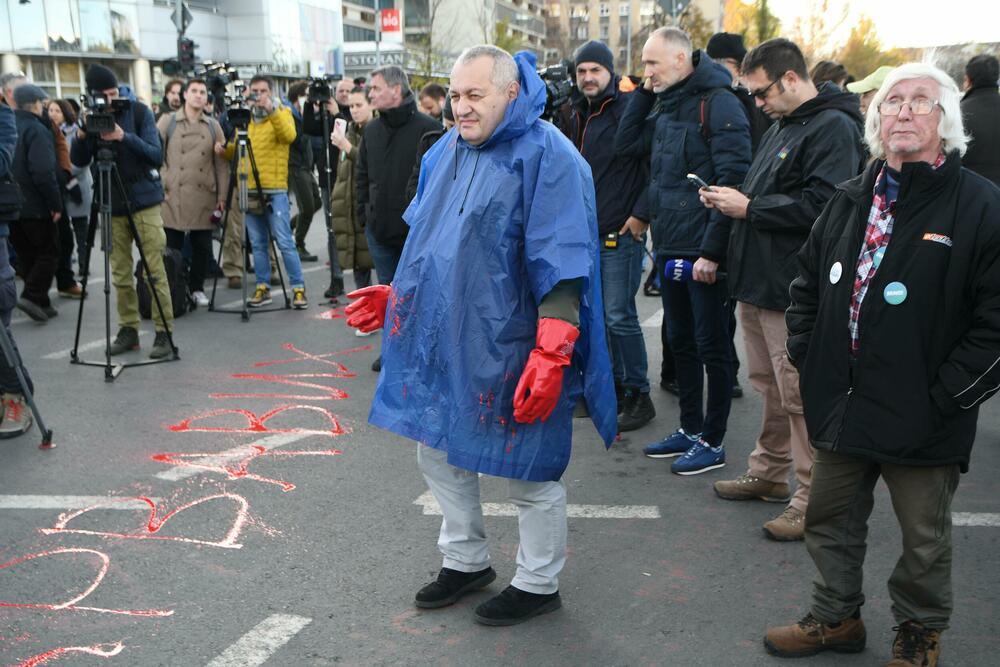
[729,298,740,379]
[0,235,32,394]
[165,228,212,292]
[289,168,320,248]
[365,226,403,285]
[10,217,58,308]
[600,233,649,392]
[660,262,734,445]
[71,216,88,272]
[55,213,78,289]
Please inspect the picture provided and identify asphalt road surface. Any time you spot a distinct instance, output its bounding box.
[0,220,997,666]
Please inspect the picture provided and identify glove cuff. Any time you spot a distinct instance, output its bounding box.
[535,318,580,360]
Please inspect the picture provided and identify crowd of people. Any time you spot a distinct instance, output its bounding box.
[0,24,999,666]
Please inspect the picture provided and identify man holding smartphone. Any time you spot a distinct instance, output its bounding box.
[616,27,751,475]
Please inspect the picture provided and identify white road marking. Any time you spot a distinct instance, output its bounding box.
[154,432,313,482]
[205,614,312,667]
[953,512,1000,527]
[413,491,661,519]
[641,309,663,328]
[43,331,151,360]
[0,495,161,510]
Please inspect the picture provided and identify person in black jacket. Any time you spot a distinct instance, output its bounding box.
[705,31,773,154]
[569,40,654,433]
[356,65,440,286]
[700,38,864,541]
[71,65,174,360]
[766,62,1000,667]
[960,54,1000,186]
[616,28,751,472]
[10,84,61,323]
[286,81,321,262]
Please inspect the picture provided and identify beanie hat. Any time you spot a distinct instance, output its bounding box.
[85,64,118,92]
[706,33,747,62]
[13,83,48,108]
[574,40,615,75]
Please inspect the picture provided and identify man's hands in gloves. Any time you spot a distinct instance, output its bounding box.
[345,285,391,333]
[513,318,580,424]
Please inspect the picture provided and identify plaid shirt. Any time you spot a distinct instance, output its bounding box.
[848,154,946,354]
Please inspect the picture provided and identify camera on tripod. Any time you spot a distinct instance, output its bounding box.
[198,61,240,105]
[79,91,130,134]
[307,74,344,104]
[225,81,254,128]
[538,64,573,122]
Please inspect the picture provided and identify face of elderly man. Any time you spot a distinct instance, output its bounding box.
[449,55,518,146]
[879,76,943,166]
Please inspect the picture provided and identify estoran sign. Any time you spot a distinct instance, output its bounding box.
[344,52,405,68]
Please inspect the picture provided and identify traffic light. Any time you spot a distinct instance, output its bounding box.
[178,37,197,72]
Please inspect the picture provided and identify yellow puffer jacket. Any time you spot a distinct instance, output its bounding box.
[225,105,296,190]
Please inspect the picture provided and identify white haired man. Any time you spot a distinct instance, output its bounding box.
[345,46,615,626]
[765,63,1000,666]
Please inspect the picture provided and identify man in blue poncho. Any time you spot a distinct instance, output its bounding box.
[345,45,616,626]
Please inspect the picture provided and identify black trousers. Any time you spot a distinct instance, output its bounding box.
[10,217,58,308]
[55,212,80,290]
[165,227,212,292]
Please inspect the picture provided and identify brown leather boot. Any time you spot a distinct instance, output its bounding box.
[764,612,867,658]
[886,621,941,666]
[714,473,790,502]
[763,506,806,541]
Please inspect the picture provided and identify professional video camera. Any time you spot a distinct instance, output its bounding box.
[307,74,344,105]
[226,81,253,128]
[79,91,130,134]
[198,61,240,102]
[539,64,573,123]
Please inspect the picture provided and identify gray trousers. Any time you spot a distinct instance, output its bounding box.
[806,448,960,630]
[417,444,567,594]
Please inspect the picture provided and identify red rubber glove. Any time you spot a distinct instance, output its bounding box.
[345,285,391,333]
[513,318,580,424]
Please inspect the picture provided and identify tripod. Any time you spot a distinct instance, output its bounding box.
[208,124,290,321]
[70,143,180,382]
[0,310,53,448]
[316,102,344,300]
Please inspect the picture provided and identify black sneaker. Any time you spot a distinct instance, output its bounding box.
[732,382,744,399]
[149,332,173,359]
[616,385,631,416]
[42,305,58,318]
[618,390,655,432]
[297,246,319,262]
[371,356,382,372]
[474,585,562,626]
[660,378,680,396]
[414,567,496,609]
[16,298,48,322]
[109,326,139,355]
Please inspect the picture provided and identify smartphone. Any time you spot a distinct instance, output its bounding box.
[686,173,712,190]
[333,118,347,136]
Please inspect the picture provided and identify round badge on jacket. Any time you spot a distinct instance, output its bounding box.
[883,281,907,305]
[829,261,843,284]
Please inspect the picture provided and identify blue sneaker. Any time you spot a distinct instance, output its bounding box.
[671,439,726,475]
[643,428,701,458]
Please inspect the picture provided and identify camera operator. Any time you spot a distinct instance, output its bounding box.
[219,75,307,309]
[71,65,175,359]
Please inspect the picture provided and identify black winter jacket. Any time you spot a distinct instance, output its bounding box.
[568,77,649,236]
[616,51,751,263]
[356,93,441,247]
[961,86,1000,187]
[12,109,61,220]
[406,128,446,203]
[786,154,1000,472]
[732,84,773,155]
[71,99,164,216]
[730,83,864,311]
[288,106,313,172]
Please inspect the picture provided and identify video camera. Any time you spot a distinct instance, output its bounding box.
[79,91,130,134]
[225,81,253,129]
[539,64,573,122]
[307,74,344,105]
[198,61,240,101]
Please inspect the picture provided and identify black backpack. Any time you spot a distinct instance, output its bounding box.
[135,246,192,319]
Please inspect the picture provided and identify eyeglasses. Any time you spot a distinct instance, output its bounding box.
[750,79,779,100]
[877,98,940,116]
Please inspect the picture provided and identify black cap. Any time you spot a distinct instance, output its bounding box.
[706,33,747,62]
[85,64,118,92]
[12,84,48,107]
[574,40,615,75]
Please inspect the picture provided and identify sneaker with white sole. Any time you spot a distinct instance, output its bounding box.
[671,439,725,475]
[643,428,701,458]
[0,393,33,439]
[192,290,209,307]
[248,284,272,308]
[355,328,375,337]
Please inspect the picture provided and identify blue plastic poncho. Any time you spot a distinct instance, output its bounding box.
[367,52,616,482]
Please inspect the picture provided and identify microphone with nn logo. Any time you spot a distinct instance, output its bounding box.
[663,259,727,282]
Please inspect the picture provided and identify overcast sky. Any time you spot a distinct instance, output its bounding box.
[766,0,1000,49]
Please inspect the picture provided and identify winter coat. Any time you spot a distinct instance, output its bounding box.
[961,86,1000,187]
[405,128,446,203]
[157,111,229,231]
[0,104,18,234]
[569,77,649,236]
[70,97,164,216]
[369,52,616,482]
[356,93,441,247]
[330,121,372,271]
[288,105,313,172]
[61,124,93,219]
[786,153,1000,472]
[733,84,773,155]
[12,109,61,220]
[223,105,296,191]
[616,51,752,263]
[729,82,865,312]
